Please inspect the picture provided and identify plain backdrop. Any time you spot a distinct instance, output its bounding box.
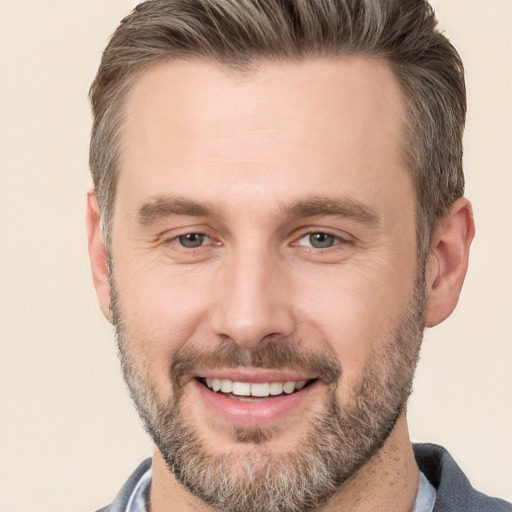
[0,1,510,510]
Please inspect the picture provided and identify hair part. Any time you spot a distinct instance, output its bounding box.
[89,0,466,258]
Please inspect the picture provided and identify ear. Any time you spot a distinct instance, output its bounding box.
[424,197,475,327]
[86,191,112,321]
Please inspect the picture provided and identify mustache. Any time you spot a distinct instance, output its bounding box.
[170,340,341,391]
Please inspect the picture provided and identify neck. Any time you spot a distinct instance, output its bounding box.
[318,414,419,512]
[150,413,419,512]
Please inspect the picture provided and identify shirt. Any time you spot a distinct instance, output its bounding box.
[125,467,436,512]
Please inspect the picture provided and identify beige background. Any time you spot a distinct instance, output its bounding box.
[0,1,510,510]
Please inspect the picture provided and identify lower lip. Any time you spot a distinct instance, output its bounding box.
[193,379,320,427]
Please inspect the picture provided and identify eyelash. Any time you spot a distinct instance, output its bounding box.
[163,229,349,251]
[163,231,216,250]
[294,230,347,249]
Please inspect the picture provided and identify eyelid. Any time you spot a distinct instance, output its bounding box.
[292,228,353,246]
[158,226,352,248]
[160,227,220,248]
[180,233,212,247]
[297,234,339,249]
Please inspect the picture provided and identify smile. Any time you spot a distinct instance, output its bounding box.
[202,377,311,397]
[190,374,322,426]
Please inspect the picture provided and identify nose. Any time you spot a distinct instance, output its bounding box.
[210,246,295,349]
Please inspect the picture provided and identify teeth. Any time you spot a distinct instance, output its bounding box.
[220,379,234,393]
[232,382,251,396]
[250,382,270,397]
[283,381,296,394]
[269,382,284,395]
[295,380,306,390]
[212,378,222,392]
[203,378,310,397]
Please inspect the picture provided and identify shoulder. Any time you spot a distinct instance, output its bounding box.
[414,443,512,512]
[93,458,152,512]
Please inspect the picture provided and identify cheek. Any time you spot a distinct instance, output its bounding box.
[294,262,415,386]
[113,264,215,391]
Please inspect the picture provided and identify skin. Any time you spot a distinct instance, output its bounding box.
[87,57,474,511]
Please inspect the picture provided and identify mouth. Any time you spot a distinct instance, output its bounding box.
[190,370,322,427]
[197,377,317,400]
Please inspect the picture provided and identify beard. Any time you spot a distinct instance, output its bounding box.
[110,276,425,512]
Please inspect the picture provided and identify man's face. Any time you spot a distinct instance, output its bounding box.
[108,58,424,511]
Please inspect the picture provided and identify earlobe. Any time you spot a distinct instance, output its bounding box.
[424,197,475,327]
[86,190,113,321]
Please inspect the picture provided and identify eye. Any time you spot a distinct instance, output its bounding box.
[177,233,212,248]
[297,232,339,249]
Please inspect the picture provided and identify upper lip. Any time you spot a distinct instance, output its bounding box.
[195,368,317,383]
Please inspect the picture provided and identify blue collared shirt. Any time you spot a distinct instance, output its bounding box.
[125,468,436,512]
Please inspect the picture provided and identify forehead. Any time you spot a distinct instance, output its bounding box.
[118,57,412,220]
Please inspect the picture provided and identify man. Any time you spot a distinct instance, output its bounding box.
[86,0,511,511]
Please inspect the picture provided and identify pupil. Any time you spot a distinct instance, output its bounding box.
[309,233,334,248]
[179,233,204,248]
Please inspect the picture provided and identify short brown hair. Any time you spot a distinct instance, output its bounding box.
[89,0,466,257]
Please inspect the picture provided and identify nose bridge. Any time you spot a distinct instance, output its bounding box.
[211,241,294,347]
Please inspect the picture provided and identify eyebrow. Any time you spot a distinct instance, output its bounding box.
[136,194,379,226]
[136,195,219,225]
[286,196,379,225]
